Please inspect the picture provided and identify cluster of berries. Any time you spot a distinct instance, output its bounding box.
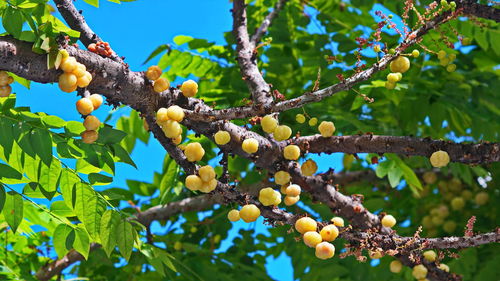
[0,71,14,97]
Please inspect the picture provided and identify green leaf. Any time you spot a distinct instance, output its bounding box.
[38,161,62,200]
[100,210,121,257]
[2,7,24,38]
[59,169,80,210]
[3,191,23,233]
[0,185,5,213]
[73,225,90,260]
[31,128,53,166]
[0,163,22,179]
[116,219,134,261]
[173,35,193,45]
[74,183,105,238]
[83,0,99,7]
[42,115,66,128]
[53,224,75,258]
[98,126,127,144]
[142,44,170,65]
[88,173,113,186]
[387,167,403,188]
[50,200,75,217]
[159,158,179,204]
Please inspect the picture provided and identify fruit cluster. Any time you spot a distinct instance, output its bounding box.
[437,50,457,72]
[274,171,300,206]
[156,105,185,144]
[295,217,338,260]
[0,71,14,97]
[259,187,282,206]
[57,50,93,93]
[295,113,318,127]
[146,65,170,93]
[228,204,261,223]
[185,165,217,193]
[88,41,114,57]
[261,114,292,141]
[385,55,410,90]
[77,94,103,144]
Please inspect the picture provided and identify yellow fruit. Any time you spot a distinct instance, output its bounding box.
[76,98,94,115]
[261,115,278,133]
[172,135,182,145]
[412,265,428,279]
[285,184,301,197]
[430,150,450,167]
[242,138,259,154]
[273,125,292,141]
[199,165,216,182]
[385,81,396,90]
[227,210,240,222]
[450,197,465,210]
[153,77,170,93]
[81,130,98,144]
[475,191,489,205]
[83,115,100,131]
[59,73,77,89]
[296,114,306,124]
[167,105,184,122]
[274,171,291,185]
[381,215,396,228]
[60,57,78,73]
[0,85,12,97]
[390,56,410,73]
[438,263,449,272]
[180,80,198,97]
[387,73,401,83]
[412,50,420,58]
[259,187,280,206]
[174,241,182,251]
[301,159,317,176]
[308,117,318,126]
[448,54,457,61]
[283,145,300,160]
[437,50,447,60]
[422,171,437,184]
[185,175,202,191]
[184,142,205,162]
[303,231,322,248]
[318,121,335,137]
[440,58,450,66]
[315,242,335,260]
[446,64,457,72]
[200,179,217,193]
[89,94,103,110]
[76,73,91,88]
[320,225,339,242]
[369,250,383,259]
[284,195,300,206]
[145,65,162,80]
[240,204,260,223]
[7,76,13,85]
[373,45,381,52]
[423,250,436,262]
[390,260,402,273]
[156,108,169,124]
[295,217,317,234]
[280,184,288,194]
[214,130,231,145]
[73,63,87,78]
[0,71,12,85]
[330,217,344,227]
[162,120,182,138]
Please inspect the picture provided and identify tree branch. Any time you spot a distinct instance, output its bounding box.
[295,135,500,165]
[249,0,288,47]
[232,0,273,108]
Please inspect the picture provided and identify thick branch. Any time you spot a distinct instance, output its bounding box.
[457,0,500,21]
[232,0,273,107]
[296,135,500,165]
[249,0,288,46]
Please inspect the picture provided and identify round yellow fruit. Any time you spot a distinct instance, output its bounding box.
[174,241,182,251]
[315,242,335,260]
[146,65,162,80]
[172,134,182,145]
[308,117,318,126]
[320,225,339,242]
[76,98,94,115]
[381,215,396,228]
[259,187,279,206]
[446,64,457,72]
[422,171,437,184]
[423,250,436,262]
[450,197,465,210]
[214,130,231,145]
[242,138,259,154]
[0,85,12,97]
[83,115,100,131]
[303,231,322,248]
[274,171,291,185]
[369,250,383,259]
[167,105,185,122]
[430,150,450,168]
[153,77,170,93]
[412,49,420,58]
[162,120,182,138]
[180,80,198,97]
[284,195,300,206]
[59,73,77,89]
[227,210,240,222]
[295,114,306,124]
[76,73,91,88]
[318,121,335,137]
[412,265,428,279]
[89,94,103,110]
[330,217,344,227]
[438,263,449,272]
[200,179,217,193]
[301,159,318,176]
[185,175,202,191]
[73,63,87,78]
[295,217,317,234]
[261,115,278,133]
[437,50,447,60]
[199,165,216,182]
[184,142,205,162]
[390,260,402,273]
[60,57,78,73]
[273,125,292,141]
[475,191,489,205]
[387,72,401,83]
[156,108,169,124]
[285,184,301,197]
[81,130,98,144]
[240,204,260,223]
[0,71,11,85]
[390,56,410,73]
[283,145,300,160]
